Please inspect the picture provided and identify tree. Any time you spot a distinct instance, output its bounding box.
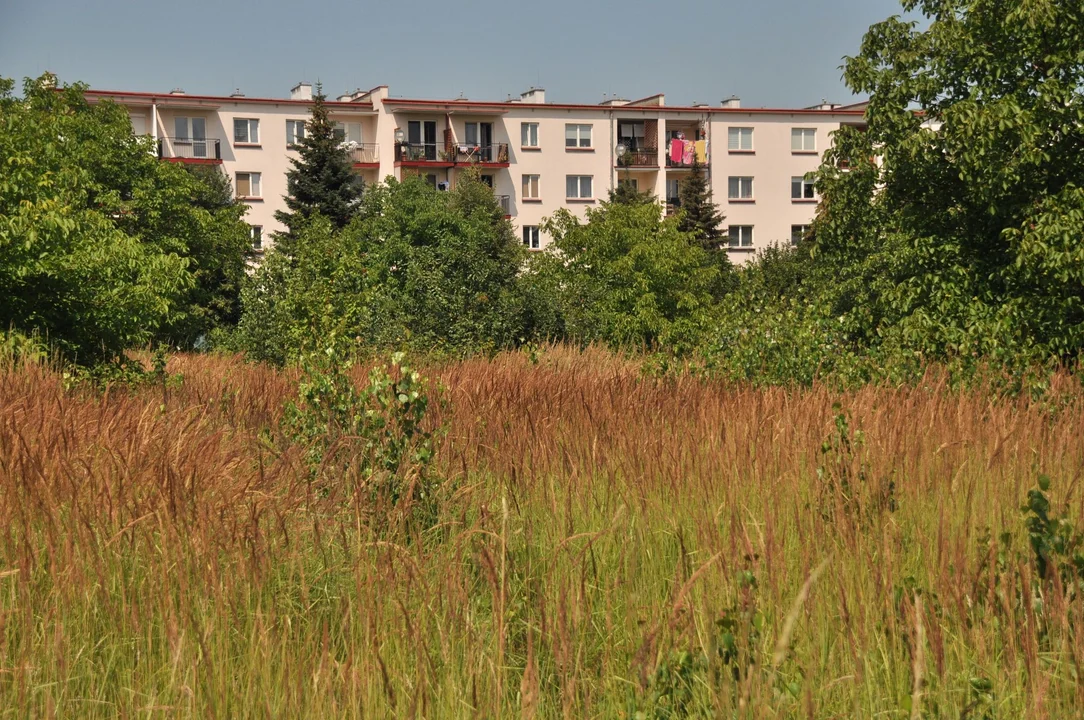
[812,0,1084,364]
[0,75,194,363]
[275,84,365,258]
[236,171,531,363]
[677,159,725,250]
[534,198,730,353]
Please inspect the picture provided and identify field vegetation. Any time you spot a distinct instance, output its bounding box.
[3,348,1083,717]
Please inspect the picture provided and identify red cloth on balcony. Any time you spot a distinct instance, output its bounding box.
[670,139,685,164]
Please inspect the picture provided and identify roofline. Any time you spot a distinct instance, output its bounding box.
[82,88,374,109]
[381,97,866,116]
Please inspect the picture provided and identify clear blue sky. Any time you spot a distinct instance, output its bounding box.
[1,0,917,107]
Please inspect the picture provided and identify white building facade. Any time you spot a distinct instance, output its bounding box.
[85,83,866,260]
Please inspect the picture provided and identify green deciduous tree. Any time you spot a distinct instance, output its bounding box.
[0,74,253,360]
[0,75,193,362]
[533,198,732,353]
[275,84,365,258]
[813,0,1084,364]
[236,171,530,363]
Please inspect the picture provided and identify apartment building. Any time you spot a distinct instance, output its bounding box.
[84,82,866,259]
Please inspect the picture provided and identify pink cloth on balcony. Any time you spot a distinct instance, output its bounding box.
[670,139,685,164]
[683,142,695,166]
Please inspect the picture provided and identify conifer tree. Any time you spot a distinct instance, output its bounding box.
[274,83,364,258]
[677,159,725,250]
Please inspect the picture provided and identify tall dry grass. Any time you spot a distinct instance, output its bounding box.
[1,347,1083,717]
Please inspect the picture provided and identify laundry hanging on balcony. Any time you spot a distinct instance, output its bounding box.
[669,138,686,164]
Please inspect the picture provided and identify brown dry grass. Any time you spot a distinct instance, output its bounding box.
[2,346,1083,717]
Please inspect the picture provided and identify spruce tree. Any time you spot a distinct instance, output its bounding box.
[677,158,725,250]
[274,83,364,258]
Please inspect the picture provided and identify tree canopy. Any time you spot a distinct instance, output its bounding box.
[0,74,251,362]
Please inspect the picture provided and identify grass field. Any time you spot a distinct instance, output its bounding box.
[2,348,1083,718]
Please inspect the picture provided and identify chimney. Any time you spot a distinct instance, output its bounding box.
[691,101,709,108]
[338,92,353,102]
[230,88,245,98]
[290,82,313,101]
[721,95,740,108]
[170,88,186,95]
[520,87,545,104]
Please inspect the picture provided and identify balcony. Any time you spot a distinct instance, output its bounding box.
[617,148,659,168]
[453,142,510,166]
[158,136,222,162]
[665,137,708,168]
[343,142,379,167]
[395,142,449,165]
[495,194,511,216]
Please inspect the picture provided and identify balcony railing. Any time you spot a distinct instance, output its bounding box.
[158,136,222,161]
[396,142,441,162]
[666,197,682,216]
[454,142,510,164]
[618,148,659,167]
[343,142,379,165]
[495,194,511,215]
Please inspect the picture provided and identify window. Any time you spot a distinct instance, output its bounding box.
[618,122,645,150]
[236,172,261,198]
[791,225,811,246]
[523,225,540,249]
[566,175,593,199]
[250,225,263,250]
[791,176,816,200]
[565,124,592,149]
[728,127,753,152]
[619,178,639,192]
[728,176,754,200]
[480,174,494,188]
[233,118,259,144]
[791,128,816,152]
[334,122,362,145]
[666,178,681,204]
[521,122,539,148]
[522,174,540,200]
[425,173,438,189]
[173,117,208,157]
[286,120,306,147]
[728,225,754,248]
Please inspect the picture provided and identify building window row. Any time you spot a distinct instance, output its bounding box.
[565,124,593,149]
[566,175,593,200]
[234,118,260,145]
[522,225,540,250]
[236,172,261,199]
[725,175,818,201]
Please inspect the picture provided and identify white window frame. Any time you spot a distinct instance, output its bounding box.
[791,176,817,200]
[250,225,263,249]
[728,127,753,152]
[522,174,540,200]
[334,121,362,145]
[523,225,540,250]
[566,175,593,200]
[728,225,754,248]
[521,122,539,148]
[233,118,260,145]
[565,124,592,149]
[236,172,262,199]
[791,128,816,152]
[791,225,810,245]
[728,176,754,200]
[286,119,306,147]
